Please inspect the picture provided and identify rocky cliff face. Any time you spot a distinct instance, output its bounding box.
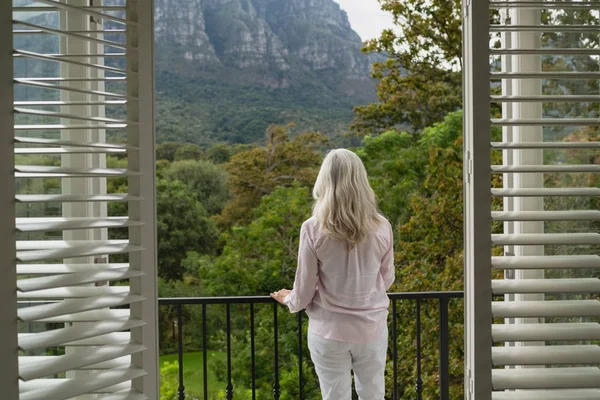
[152,0,380,145]
[154,0,373,90]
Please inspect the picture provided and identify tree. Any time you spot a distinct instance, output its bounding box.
[163,160,231,216]
[357,111,464,228]
[218,124,328,227]
[156,142,184,162]
[203,185,315,297]
[353,0,462,134]
[175,143,204,161]
[157,179,220,281]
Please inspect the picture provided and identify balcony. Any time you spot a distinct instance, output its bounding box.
[158,291,464,400]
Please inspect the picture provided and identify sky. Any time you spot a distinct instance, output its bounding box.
[333,0,395,41]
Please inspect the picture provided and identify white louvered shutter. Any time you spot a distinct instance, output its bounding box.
[5,0,158,398]
[465,0,600,399]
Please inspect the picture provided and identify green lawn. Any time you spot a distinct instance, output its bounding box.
[160,351,226,398]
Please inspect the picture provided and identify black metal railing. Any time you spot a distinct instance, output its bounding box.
[158,291,464,400]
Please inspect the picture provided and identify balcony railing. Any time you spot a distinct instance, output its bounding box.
[158,291,464,400]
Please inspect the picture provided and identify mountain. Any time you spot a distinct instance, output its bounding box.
[153,0,379,145]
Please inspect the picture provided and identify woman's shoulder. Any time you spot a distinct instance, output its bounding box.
[373,214,393,239]
[376,214,392,229]
[302,216,318,229]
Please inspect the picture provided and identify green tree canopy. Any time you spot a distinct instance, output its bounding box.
[218,125,327,227]
[163,159,231,216]
[357,111,463,228]
[203,184,314,297]
[353,0,462,134]
[157,179,220,281]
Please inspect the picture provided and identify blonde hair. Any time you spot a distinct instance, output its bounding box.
[312,149,381,249]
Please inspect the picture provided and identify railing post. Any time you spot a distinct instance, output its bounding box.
[298,312,303,400]
[392,299,398,400]
[226,303,234,399]
[273,302,281,399]
[202,303,208,400]
[439,296,450,400]
[250,303,256,400]
[415,298,423,400]
[177,304,185,400]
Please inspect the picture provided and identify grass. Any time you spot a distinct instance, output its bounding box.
[160,351,226,398]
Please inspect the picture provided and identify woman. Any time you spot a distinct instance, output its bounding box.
[271,149,394,400]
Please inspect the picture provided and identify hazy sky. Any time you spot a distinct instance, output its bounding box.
[334,0,395,41]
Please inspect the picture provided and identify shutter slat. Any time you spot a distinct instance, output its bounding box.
[491,95,600,102]
[492,367,600,390]
[492,255,600,270]
[15,107,127,123]
[63,332,131,346]
[18,319,144,352]
[490,1,600,9]
[491,141,600,149]
[16,263,129,274]
[492,278,600,294]
[17,240,129,251]
[81,355,131,369]
[14,137,132,149]
[491,49,600,55]
[18,332,133,347]
[16,217,143,233]
[16,243,142,263]
[15,166,140,178]
[491,118,600,126]
[492,165,600,173]
[17,286,130,300]
[492,233,600,246]
[13,50,126,74]
[37,309,130,323]
[491,71,600,78]
[12,20,126,49]
[31,0,129,25]
[14,53,127,59]
[492,188,600,197]
[492,389,600,400]
[15,194,141,203]
[20,355,132,373]
[491,210,600,221]
[19,367,146,400]
[15,77,126,83]
[14,100,127,106]
[18,267,141,291]
[492,345,600,366]
[19,342,145,381]
[15,147,127,155]
[15,123,127,130]
[18,293,143,322]
[492,323,600,342]
[492,300,600,318]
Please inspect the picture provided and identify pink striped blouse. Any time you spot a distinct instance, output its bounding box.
[284,216,395,343]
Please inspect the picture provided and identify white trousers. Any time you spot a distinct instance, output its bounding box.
[307,328,388,400]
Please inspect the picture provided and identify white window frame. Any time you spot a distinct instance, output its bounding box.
[0,0,19,395]
[463,0,493,398]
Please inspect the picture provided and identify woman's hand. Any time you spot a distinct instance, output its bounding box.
[270,289,291,305]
